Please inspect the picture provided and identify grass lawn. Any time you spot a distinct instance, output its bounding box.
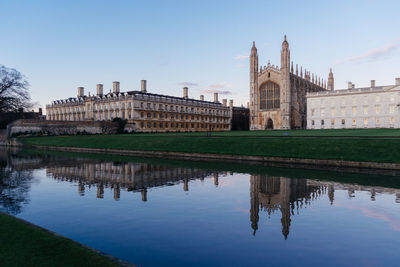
[0,213,119,267]
[19,128,400,163]
[117,128,400,137]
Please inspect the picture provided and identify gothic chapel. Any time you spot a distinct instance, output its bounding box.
[250,35,333,129]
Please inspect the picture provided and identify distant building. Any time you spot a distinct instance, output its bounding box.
[0,108,44,129]
[231,106,249,131]
[250,36,330,130]
[46,80,232,132]
[307,78,400,129]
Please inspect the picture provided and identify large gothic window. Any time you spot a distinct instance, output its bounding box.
[260,82,280,110]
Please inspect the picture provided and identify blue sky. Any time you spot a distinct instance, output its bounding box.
[2,0,400,110]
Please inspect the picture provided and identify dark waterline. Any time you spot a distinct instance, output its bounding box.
[1,149,400,266]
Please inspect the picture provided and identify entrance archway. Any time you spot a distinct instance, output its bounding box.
[267,119,273,129]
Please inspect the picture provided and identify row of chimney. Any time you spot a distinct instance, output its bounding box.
[77,81,233,107]
[347,78,400,89]
[183,87,232,106]
[78,80,148,97]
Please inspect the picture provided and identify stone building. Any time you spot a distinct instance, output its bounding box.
[46,80,232,132]
[250,36,331,130]
[307,78,400,129]
[231,106,250,131]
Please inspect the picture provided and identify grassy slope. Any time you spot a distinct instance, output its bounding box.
[0,213,118,267]
[19,129,400,163]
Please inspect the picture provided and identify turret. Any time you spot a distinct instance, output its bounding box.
[250,41,259,129]
[327,68,334,90]
[280,35,291,129]
[280,35,290,71]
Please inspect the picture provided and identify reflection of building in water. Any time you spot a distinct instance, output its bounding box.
[250,176,400,239]
[250,176,324,239]
[46,160,221,201]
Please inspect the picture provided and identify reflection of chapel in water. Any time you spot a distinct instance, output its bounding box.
[250,176,325,239]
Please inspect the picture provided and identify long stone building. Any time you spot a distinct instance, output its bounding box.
[46,80,232,132]
[307,79,400,129]
[250,36,331,130]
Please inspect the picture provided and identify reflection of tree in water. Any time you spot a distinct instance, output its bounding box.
[0,160,34,215]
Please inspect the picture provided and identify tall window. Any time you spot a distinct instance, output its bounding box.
[260,82,280,110]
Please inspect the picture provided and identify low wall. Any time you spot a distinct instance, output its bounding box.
[7,120,121,137]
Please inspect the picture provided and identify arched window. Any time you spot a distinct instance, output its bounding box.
[260,81,280,109]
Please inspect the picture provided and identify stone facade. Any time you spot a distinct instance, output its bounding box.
[250,36,330,130]
[307,79,400,129]
[46,81,232,133]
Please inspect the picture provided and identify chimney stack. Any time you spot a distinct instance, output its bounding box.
[348,82,352,89]
[97,84,103,96]
[113,81,120,94]
[200,95,204,101]
[396,78,400,86]
[229,99,233,108]
[352,84,355,89]
[214,92,218,103]
[38,108,42,115]
[371,80,375,88]
[222,99,227,106]
[183,87,188,99]
[78,87,84,97]
[141,80,147,93]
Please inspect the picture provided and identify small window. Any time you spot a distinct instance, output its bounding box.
[311,120,315,126]
[341,119,345,125]
[321,120,325,126]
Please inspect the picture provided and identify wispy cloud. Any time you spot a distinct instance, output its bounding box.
[177,82,199,87]
[335,203,400,231]
[201,89,232,95]
[234,54,249,60]
[201,82,233,95]
[209,82,232,89]
[336,39,400,64]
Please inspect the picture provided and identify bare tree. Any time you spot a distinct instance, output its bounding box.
[0,65,31,112]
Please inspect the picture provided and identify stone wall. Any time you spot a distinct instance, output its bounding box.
[7,119,124,137]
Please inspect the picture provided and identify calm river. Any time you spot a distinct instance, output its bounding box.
[1,149,400,266]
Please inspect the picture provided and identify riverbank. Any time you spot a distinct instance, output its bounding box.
[17,129,400,169]
[0,213,132,267]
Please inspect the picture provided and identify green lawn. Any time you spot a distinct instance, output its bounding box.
[119,128,400,137]
[0,213,119,267]
[19,129,400,163]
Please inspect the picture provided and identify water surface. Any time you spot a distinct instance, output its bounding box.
[1,149,400,266]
